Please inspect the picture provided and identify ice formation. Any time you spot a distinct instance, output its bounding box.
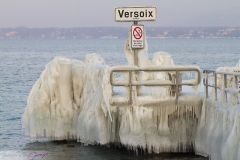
[195,61,240,160]
[195,99,240,160]
[214,64,240,104]
[23,54,114,142]
[23,26,240,159]
[23,52,202,152]
[23,28,203,154]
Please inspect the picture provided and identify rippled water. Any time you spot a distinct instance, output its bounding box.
[0,38,239,159]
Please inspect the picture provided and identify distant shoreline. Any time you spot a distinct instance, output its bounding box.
[1,27,240,39]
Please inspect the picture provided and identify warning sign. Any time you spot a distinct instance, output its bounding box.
[131,25,144,49]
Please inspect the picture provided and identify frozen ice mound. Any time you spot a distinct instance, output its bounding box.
[22,26,240,159]
[23,29,205,153]
[22,29,207,156]
[23,53,204,153]
[23,54,112,143]
[22,53,240,159]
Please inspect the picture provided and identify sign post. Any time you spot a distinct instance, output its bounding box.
[115,6,156,66]
[115,7,157,101]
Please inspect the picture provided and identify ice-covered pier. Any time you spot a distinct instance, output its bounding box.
[22,7,240,159]
[23,53,204,151]
[22,33,240,160]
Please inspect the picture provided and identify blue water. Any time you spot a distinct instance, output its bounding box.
[0,38,239,159]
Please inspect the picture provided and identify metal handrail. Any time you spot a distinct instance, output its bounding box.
[110,65,201,105]
[203,69,240,103]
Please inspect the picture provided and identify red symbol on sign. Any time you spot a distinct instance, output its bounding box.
[133,27,143,39]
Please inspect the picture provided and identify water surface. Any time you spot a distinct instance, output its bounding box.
[0,38,239,159]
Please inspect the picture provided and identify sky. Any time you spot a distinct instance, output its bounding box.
[0,0,240,28]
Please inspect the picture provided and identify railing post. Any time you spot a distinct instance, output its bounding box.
[205,71,209,99]
[235,75,239,104]
[215,72,218,101]
[224,74,228,102]
[133,21,139,97]
[129,71,132,105]
[110,71,113,104]
[175,71,179,103]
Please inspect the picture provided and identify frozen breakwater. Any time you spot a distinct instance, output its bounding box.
[23,54,203,153]
[23,33,240,159]
[22,55,240,159]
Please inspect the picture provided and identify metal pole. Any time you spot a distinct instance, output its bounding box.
[129,71,132,105]
[205,72,209,98]
[132,21,139,101]
[175,71,179,104]
[235,75,239,104]
[215,72,218,101]
[133,21,139,67]
[224,74,227,102]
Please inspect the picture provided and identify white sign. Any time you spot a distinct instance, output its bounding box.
[131,25,144,49]
[115,7,157,22]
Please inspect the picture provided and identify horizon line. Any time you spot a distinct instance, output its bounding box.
[0,25,240,29]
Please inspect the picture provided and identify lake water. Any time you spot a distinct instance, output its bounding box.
[0,38,239,160]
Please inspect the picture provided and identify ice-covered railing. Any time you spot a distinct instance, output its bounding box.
[110,65,201,105]
[203,70,240,103]
[196,66,240,160]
